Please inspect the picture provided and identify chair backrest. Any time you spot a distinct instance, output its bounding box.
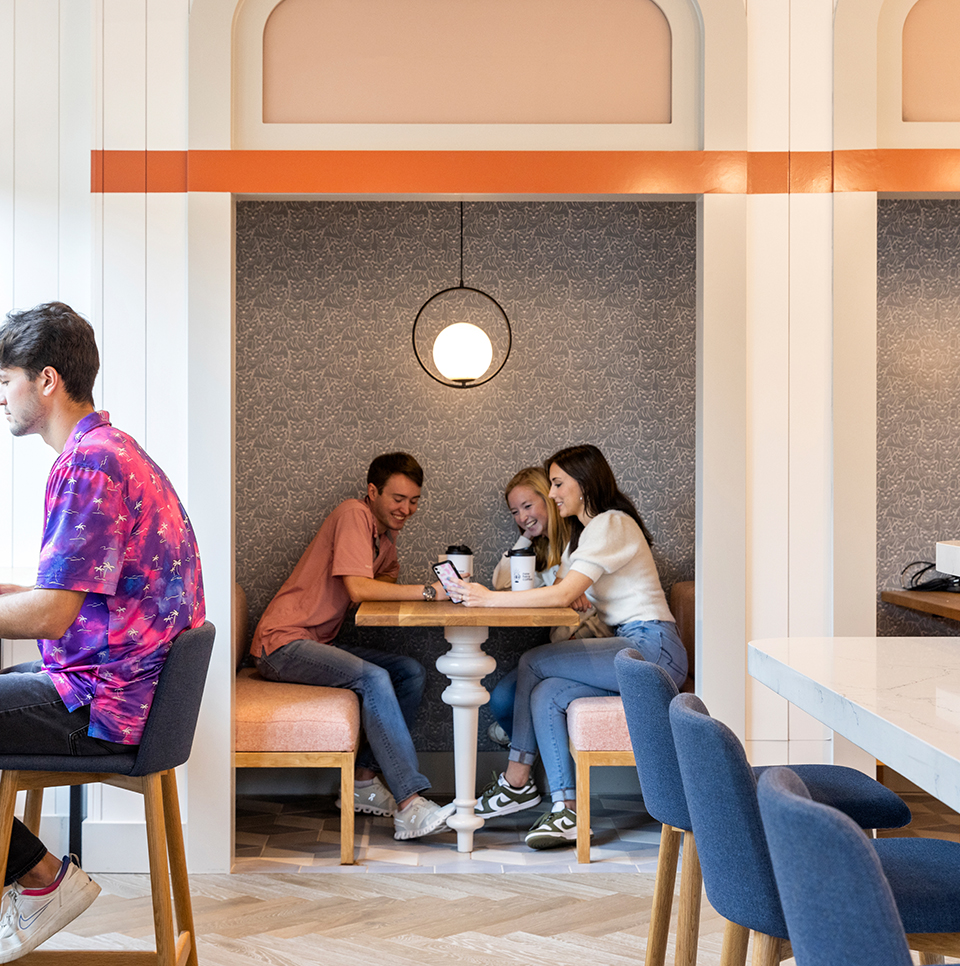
[668,580,695,691]
[614,648,691,831]
[669,692,788,938]
[131,621,217,777]
[757,767,913,966]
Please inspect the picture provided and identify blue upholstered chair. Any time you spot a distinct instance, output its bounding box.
[670,691,960,966]
[757,766,913,966]
[614,650,911,966]
[0,621,216,966]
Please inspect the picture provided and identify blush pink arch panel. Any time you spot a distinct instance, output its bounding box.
[262,0,672,124]
[902,0,960,122]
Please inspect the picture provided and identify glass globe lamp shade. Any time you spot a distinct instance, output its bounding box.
[432,322,494,383]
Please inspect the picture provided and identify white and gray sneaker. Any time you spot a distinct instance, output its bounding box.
[474,772,541,818]
[338,776,397,816]
[524,802,580,850]
[0,856,101,963]
[393,797,455,840]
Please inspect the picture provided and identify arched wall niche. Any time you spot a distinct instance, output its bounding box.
[233,0,703,149]
[876,0,960,146]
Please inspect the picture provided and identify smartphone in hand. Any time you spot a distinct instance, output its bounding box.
[432,560,463,603]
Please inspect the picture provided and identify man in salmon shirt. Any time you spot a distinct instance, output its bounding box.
[0,302,204,962]
[251,452,455,841]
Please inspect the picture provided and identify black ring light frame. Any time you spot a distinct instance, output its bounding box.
[412,202,512,388]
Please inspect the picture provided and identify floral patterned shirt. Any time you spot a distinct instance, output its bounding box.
[35,410,205,743]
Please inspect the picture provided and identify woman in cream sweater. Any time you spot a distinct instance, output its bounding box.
[456,445,685,849]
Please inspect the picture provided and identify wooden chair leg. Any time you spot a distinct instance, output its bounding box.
[719,919,750,966]
[675,830,703,966]
[23,788,43,836]
[645,822,681,966]
[918,953,946,964]
[0,771,19,884]
[161,769,198,966]
[751,932,783,966]
[143,772,179,966]
[340,756,355,865]
[575,750,591,864]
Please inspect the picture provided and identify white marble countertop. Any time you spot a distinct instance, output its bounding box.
[748,636,960,812]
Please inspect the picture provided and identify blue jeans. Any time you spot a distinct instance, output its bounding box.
[508,620,687,802]
[0,661,131,885]
[489,668,517,738]
[257,639,431,803]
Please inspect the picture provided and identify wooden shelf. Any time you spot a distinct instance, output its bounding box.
[880,588,960,622]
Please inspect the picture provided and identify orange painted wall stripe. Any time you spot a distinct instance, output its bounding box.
[89,149,960,195]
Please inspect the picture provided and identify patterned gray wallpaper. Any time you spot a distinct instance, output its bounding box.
[235,201,697,749]
[877,199,960,638]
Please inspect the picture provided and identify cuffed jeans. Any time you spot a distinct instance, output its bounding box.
[0,661,132,886]
[257,639,431,804]
[508,620,687,802]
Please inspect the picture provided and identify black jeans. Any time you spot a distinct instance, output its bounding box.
[0,662,131,885]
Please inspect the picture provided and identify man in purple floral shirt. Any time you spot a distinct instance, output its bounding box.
[0,302,204,961]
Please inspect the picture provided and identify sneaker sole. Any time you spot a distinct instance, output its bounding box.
[525,830,579,850]
[475,794,542,818]
[0,876,101,964]
[336,799,395,817]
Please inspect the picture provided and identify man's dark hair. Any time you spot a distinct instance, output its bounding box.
[368,452,424,492]
[0,302,99,405]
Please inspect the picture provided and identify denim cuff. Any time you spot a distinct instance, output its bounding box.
[551,788,573,803]
[508,748,537,767]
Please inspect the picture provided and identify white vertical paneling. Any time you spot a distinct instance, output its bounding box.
[747,0,790,152]
[697,194,748,740]
[12,0,61,568]
[789,0,834,151]
[58,0,94,318]
[145,193,187,485]
[101,0,145,149]
[100,0,146,441]
[745,194,790,746]
[0,0,14,565]
[101,194,146,440]
[186,191,234,871]
[146,0,187,150]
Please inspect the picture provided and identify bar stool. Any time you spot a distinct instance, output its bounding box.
[0,621,216,966]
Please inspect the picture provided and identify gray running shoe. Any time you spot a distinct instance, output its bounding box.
[475,772,541,817]
[487,722,511,746]
[524,803,580,850]
[393,797,455,840]
[338,776,397,816]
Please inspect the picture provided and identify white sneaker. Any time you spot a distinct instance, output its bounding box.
[393,797,455,840]
[338,776,397,816]
[0,856,100,962]
[487,722,511,746]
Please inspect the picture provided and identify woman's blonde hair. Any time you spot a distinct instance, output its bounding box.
[504,467,569,572]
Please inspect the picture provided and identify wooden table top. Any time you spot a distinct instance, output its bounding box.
[880,588,960,622]
[355,600,579,628]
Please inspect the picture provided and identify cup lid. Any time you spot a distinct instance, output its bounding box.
[506,547,536,556]
[446,545,472,555]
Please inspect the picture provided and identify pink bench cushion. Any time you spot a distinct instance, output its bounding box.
[567,696,632,751]
[235,667,360,752]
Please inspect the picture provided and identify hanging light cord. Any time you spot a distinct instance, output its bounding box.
[458,201,464,289]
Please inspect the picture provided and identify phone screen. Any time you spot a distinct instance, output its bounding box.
[432,560,463,602]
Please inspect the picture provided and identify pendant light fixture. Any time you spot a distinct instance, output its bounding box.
[412,202,512,388]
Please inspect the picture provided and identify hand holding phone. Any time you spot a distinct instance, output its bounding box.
[432,560,464,603]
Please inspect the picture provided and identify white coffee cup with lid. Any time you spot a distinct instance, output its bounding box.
[507,546,536,591]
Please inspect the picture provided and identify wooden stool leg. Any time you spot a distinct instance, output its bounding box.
[143,772,178,966]
[161,769,198,966]
[645,822,681,966]
[751,932,783,966]
[719,919,750,966]
[918,954,946,965]
[575,750,591,864]
[23,788,43,836]
[0,771,20,884]
[340,756,355,865]
[675,830,703,966]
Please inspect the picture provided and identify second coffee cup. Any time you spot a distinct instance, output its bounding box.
[507,546,536,591]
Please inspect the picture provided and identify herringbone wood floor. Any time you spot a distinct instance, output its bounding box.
[45,871,733,966]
